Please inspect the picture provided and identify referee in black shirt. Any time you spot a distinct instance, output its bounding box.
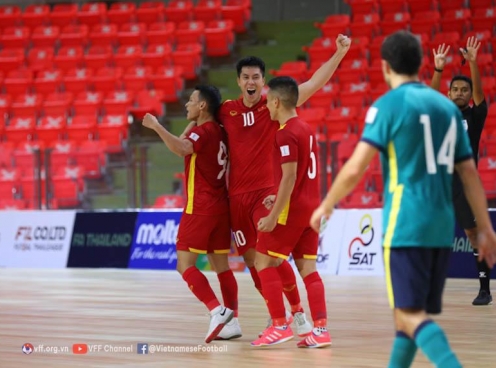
[431,37,491,305]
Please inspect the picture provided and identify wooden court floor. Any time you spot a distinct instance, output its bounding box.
[0,269,494,368]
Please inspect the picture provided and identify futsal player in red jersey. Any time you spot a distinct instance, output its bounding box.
[142,85,239,343]
[216,34,351,336]
[251,76,331,348]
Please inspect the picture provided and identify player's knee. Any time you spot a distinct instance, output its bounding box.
[394,308,427,337]
[294,258,317,279]
[243,249,256,268]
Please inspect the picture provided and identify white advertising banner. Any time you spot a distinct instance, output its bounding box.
[0,210,75,268]
[336,209,384,276]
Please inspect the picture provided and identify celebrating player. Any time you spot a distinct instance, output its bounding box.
[142,85,238,343]
[251,76,332,348]
[216,34,351,336]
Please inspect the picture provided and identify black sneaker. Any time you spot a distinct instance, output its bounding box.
[472,290,493,306]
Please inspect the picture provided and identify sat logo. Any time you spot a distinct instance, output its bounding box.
[348,214,377,266]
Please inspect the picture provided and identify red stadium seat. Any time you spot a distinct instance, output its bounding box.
[143,44,173,69]
[0,5,21,28]
[36,116,66,145]
[108,2,136,26]
[194,0,222,23]
[31,26,60,48]
[63,68,92,94]
[221,3,251,33]
[118,23,146,46]
[175,21,205,45]
[21,5,49,30]
[34,70,63,96]
[50,4,78,28]
[136,1,165,24]
[54,46,85,72]
[204,20,235,57]
[59,25,89,48]
[165,0,194,24]
[315,15,350,37]
[78,2,107,26]
[1,26,30,49]
[146,22,176,45]
[89,24,118,47]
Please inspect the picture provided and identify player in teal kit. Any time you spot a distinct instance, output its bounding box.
[311,31,496,368]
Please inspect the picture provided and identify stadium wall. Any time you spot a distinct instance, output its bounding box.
[1,208,495,279]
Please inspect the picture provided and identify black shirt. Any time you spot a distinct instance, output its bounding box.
[453,99,488,195]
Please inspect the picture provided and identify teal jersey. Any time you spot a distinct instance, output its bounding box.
[361,82,473,248]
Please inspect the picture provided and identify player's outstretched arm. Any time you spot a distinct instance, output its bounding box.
[142,113,194,157]
[310,142,377,232]
[296,34,351,107]
[431,43,450,91]
[461,36,484,105]
[257,162,297,233]
[456,159,496,267]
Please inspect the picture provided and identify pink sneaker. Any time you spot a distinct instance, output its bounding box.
[297,327,332,348]
[251,325,294,347]
[258,311,293,338]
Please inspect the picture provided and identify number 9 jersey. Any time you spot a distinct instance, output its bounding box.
[183,121,229,216]
[360,82,473,248]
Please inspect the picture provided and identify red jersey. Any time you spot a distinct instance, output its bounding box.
[274,117,320,226]
[218,96,279,196]
[184,121,229,216]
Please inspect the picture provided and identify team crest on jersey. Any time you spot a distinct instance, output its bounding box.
[257,105,267,112]
[230,111,238,116]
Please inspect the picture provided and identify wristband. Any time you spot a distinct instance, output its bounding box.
[434,67,443,73]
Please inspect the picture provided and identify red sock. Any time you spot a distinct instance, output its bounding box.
[303,271,327,325]
[182,266,220,311]
[217,269,239,317]
[258,267,286,325]
[277,260,303,314]
[248,266,263,296]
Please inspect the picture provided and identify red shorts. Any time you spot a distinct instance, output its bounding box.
[176,212,231,254]
[257,224,318,260]
[229,187,274,256]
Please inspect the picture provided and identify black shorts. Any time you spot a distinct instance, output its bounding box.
[452,173,476,230]
[383,247,451,314]
[453,192,476,230]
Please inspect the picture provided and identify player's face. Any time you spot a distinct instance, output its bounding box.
[185,90,202,120]
[237,67,265,105]
[448,81,472,109]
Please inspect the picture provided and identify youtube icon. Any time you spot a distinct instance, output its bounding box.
[73,344,88,354]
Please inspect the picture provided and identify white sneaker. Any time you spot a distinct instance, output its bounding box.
[215,317,242,340]
[259,310,293,337]
[293,312,312,337]
[205,306,234,343]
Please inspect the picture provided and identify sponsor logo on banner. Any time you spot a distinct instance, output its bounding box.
[0,211,75,268]
[128,211,181,270]
[337,210,383,276]
[67,212,137,268]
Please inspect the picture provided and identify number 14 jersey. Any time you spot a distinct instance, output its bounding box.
[219,96,279,196]
[361,82,472,248]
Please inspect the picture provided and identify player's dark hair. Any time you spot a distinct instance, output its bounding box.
[195,85,222,117]
[267,76,299,109]
[236,56,266,77]
[381,31,422,76]
[450,75,473,92]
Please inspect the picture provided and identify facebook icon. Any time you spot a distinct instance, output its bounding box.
[137,343,148,354]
